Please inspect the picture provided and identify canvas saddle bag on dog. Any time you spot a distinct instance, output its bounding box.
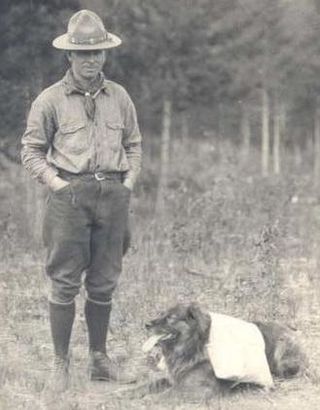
[206,312,274,388]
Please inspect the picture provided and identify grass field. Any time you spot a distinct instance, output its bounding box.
[1,137,320,409]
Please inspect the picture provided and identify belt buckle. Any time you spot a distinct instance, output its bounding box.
[94,172,106,181]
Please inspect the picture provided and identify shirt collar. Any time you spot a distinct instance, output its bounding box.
[63,70,110,96]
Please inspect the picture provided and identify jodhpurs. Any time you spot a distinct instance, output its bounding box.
[43,175,131,305]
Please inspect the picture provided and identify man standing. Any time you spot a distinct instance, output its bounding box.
[21,10,142,391]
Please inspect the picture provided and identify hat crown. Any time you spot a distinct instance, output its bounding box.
[68,10,107,46]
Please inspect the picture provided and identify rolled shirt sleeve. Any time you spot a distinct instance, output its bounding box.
[122,94,142,190]
[21,95,58,185]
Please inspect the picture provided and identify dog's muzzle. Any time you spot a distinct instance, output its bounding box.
[143,333,174,353]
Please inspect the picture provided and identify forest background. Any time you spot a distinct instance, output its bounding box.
[2,1,320,409]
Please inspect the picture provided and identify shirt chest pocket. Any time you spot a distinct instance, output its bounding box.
[54,122,88,155]
[106,122,124,152]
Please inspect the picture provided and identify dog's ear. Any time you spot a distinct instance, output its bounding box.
[187,303,211,337]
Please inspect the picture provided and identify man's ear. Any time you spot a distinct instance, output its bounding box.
[65,51,72,63]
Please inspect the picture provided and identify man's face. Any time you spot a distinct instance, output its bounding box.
[67,50,106,81]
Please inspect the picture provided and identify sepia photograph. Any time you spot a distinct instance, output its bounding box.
[1,0,320,409]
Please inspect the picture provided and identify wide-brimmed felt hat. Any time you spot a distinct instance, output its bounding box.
[52,9,121,50]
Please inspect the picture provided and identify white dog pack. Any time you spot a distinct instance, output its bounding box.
[206,312,274,388]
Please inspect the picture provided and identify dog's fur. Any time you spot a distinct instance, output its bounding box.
[253,320,305,378]
[139,303,306,400]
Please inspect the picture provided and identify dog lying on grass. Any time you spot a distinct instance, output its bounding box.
[139,303,307,401]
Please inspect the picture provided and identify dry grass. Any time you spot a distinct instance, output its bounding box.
[1,137,320,409]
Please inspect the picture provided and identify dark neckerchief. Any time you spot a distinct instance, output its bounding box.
[65,69,105,120]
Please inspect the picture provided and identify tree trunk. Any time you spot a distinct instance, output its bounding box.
[293,143,302,168]
[273,97,285,175]
[313,102,320,187]
[215,103,225,160]
[181,112,189,141]
[261,87,270,177]
[156,98,172,214]
[241,103,251,161]
[218,102,225,139]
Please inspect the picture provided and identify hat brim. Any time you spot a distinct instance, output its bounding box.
[52,32,122,50]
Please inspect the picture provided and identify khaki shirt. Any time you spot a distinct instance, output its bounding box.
[21,72,142,189]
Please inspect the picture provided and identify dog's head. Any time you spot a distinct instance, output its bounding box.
[143,303,211,357]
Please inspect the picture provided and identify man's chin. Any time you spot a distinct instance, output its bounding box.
[81,69,100,80]
[85,73,99,79]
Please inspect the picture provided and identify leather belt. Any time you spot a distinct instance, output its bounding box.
[58,170,124,182]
